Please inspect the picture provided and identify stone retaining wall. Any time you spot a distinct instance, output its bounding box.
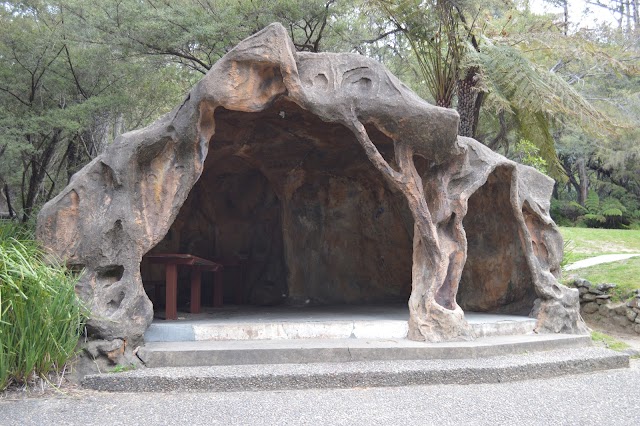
[572,278,640,335]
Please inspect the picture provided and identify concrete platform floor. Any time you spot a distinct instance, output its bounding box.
[144,305,537,342]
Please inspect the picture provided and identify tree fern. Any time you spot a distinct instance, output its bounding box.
[373,0,465,107]
[464,40,613,132]
[583,213,606,224]
[569,201,588,213]
[600,197,626,217]
[463,38,618,178]
[584,190,600,213]
[582,191,629,227]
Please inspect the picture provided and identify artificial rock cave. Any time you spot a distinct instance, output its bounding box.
[37,23,587,347]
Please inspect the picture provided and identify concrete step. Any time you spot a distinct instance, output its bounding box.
[137,333,592,368]
[144,312,537,342]
[83,346,629,392]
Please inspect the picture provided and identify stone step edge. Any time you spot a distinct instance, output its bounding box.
[82,347,629,392]
[144,319,537,342]
[137,334,593,368]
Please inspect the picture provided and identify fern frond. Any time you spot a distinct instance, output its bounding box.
[584,213,606,223]
[514,109,563,179]
[585,190,600,213]
[569,201,588,212]
[601,208,623,217]
[465,39,615,134]
[601,197,627,213]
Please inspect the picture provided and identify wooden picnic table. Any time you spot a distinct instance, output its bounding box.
[145,254,223,320]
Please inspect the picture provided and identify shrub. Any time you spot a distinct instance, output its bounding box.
[510,139,548,174]
[581,191,630,228]
[0,222,84,390]
[550,199,586,224]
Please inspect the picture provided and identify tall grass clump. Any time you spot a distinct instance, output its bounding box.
[0,222,84,390]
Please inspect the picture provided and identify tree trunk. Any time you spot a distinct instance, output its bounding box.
[67,137,84,183]
[560,154,589,206]
[4,183,15,218]
[21,131,61,222]
[456,69,479,138]
[563,0,569,36]
[576,157,589,205]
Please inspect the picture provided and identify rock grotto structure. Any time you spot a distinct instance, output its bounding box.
[37,23,587,347]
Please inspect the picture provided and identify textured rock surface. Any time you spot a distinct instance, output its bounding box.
[36,23,586,343]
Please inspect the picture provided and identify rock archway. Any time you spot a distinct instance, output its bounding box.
[143,101,413,308]
[36,23,587,346]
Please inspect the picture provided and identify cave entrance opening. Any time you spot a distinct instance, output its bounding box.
[457,165,537,316]
[141,99,413,318]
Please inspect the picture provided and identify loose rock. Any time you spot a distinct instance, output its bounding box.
[598,304,614,318]
[582,302,599,314]
[596,283,616,292]
[572,278,592,288]
[614,305,628,315]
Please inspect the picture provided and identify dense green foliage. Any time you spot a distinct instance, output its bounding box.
[0,222,84,390]
[0,0,638,227]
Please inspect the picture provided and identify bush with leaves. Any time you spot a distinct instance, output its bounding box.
[509,139,548,174]
[0,222,85,390]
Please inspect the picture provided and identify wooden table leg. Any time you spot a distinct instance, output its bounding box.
[165,263,178,320]
[190,266,201,314]
[213,269,223,308]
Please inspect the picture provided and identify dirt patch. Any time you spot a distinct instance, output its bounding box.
[573,240,638,255]
[1,377,96,401]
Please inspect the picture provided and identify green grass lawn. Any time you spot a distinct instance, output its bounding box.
[559,227,640,263]
[565,257,640,300]
[559,227,640,299]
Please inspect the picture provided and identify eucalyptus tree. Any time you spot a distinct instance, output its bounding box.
[61,0,354,75]
[0,1,186,221]
[0,0,372,220]
[0,3,80,221]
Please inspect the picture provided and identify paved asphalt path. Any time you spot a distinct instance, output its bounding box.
[1,359,639,426]
[565,253,640,271]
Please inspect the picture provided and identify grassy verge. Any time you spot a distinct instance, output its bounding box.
[560,227,640,264]
[565,257,640,300]
[0,222,85,391]
[591,331,631,352]
[559,227,640,299]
